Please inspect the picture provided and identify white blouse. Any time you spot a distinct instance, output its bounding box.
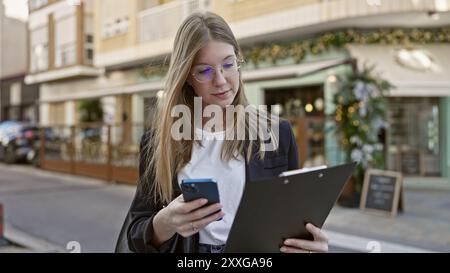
[177,127,246,245]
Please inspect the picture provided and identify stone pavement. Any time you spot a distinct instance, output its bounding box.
[1,163,449,253]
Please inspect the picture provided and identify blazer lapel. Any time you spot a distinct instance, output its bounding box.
[243,142,260,183]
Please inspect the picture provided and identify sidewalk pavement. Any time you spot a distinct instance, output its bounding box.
[0,163,134,253]
[324,179,450,253]
[1,223,67,253]
[1,163,449,253]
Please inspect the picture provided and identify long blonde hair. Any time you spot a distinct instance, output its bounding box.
[143,11,279,205]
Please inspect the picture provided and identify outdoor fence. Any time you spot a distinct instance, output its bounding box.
[39,122,145,185]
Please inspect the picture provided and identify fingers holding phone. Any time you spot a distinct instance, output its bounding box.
[182,202,224,235]
[178,178,224,236]
[153,195,223,240]
[171,196,223,237]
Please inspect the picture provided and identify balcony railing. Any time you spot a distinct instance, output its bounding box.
[97,0,449,68]
[229,0,449,43]
[138,0,211,43]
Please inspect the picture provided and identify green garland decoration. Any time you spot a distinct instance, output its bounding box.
[243,27,450,67]
[332,65,394,194]
[139,27,450,78]
[139,64,169,79]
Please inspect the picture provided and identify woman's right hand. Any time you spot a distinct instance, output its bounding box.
[152,194,225,243]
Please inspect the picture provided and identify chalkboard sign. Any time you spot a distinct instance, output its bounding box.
[400,151,422,176]
[360,169,403,217]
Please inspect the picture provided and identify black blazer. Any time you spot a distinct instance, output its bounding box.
[115,119,299,253]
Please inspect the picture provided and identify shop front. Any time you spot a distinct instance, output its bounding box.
[348,44,450,180]
[265,85,326,168]
[241,43,450,182]
[387,97,442,177]
[241,52,351,170]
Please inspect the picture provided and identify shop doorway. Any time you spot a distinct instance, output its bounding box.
[265,85,326,168]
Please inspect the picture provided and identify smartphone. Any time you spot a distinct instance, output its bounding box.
[181,178,222,220]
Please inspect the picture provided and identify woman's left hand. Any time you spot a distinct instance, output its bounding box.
[280,223,329,253]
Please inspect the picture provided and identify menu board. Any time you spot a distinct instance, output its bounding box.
[360,169,403,217]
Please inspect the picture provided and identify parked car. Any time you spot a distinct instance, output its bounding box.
[26,127,60,167]
[0,121,40,164]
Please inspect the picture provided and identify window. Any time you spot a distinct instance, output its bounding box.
[85,48,94,63]
[30,26,49,72]
[86,34,93,43]
[55,15,76,67]
[31,43,49,72]
[101,0,130,39]
[84,15,94,64]
[102,17,129,38]
[387,97,441,176]
[58,43,76,66]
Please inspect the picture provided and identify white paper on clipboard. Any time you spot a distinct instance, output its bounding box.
[279,165,327,177]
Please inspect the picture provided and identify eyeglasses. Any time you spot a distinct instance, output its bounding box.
[191,57,243,83]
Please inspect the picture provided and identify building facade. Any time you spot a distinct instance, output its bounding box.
[25,0,100,126]
[29,0,450,182]
[1,1,39,123]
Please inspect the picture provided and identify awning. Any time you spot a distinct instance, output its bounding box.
[40,58,351,103]
[347,44,450,97]
[242,58,350,82]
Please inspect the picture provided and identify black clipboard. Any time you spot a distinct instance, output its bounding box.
[224,162,357,253]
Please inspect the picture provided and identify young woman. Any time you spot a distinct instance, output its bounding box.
[115,11,328,253]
